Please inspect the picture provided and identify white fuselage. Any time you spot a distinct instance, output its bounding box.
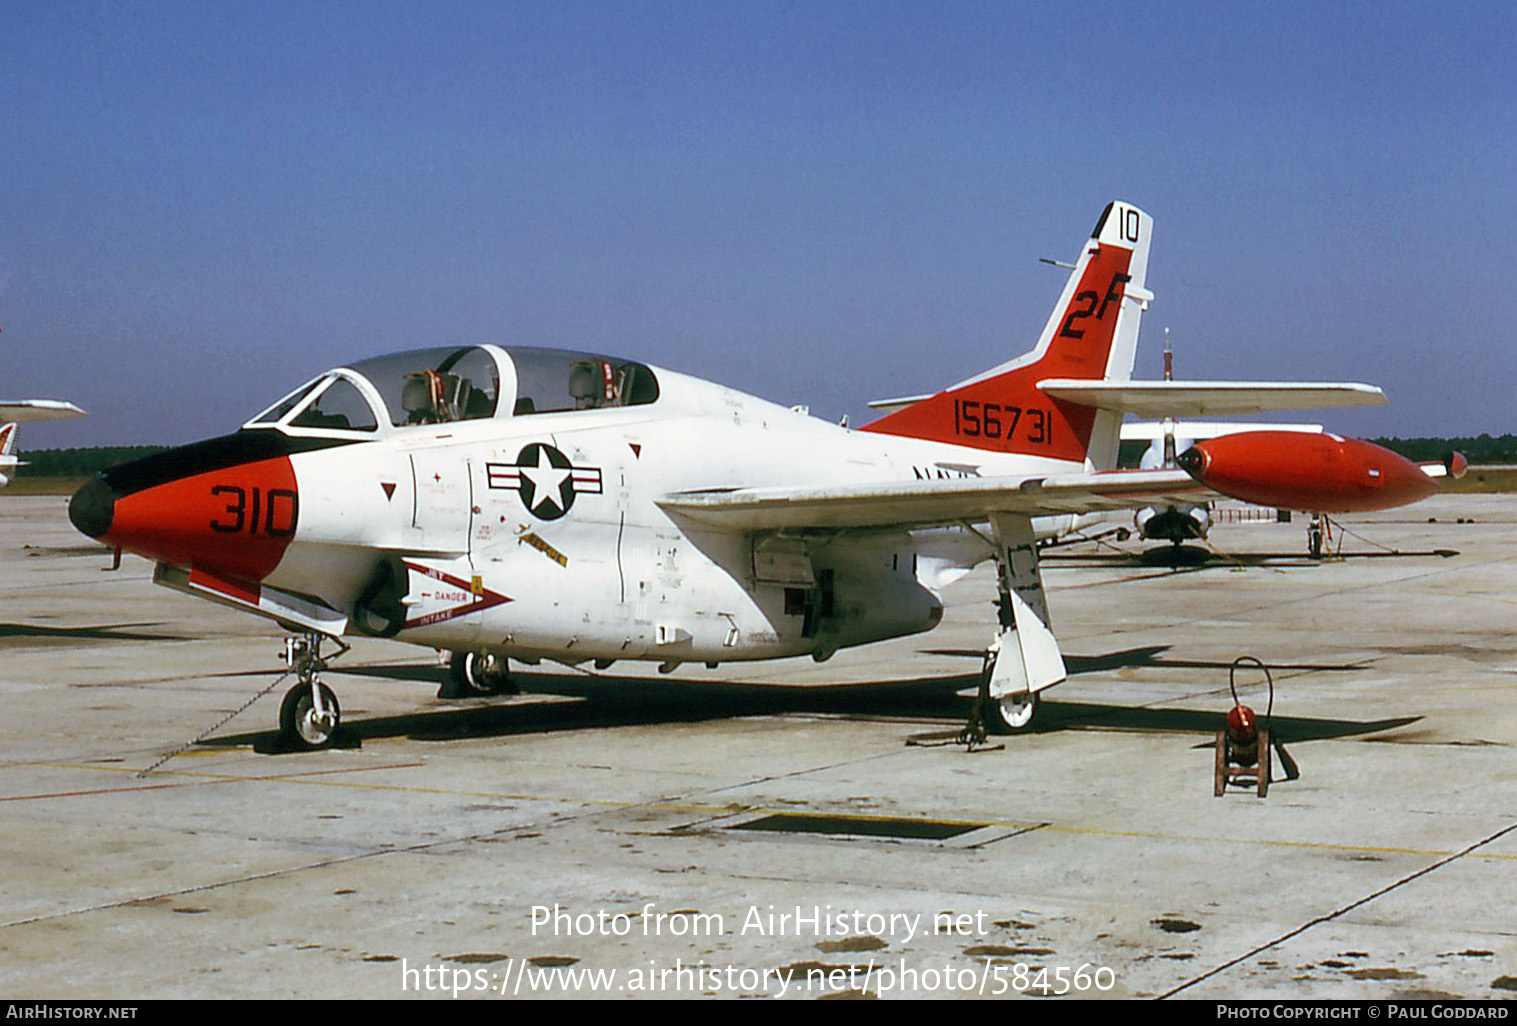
[272,367,1078,666]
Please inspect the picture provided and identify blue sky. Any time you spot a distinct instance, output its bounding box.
[3,1,1514,447]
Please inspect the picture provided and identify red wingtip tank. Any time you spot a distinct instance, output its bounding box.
[1175,431,1440,513]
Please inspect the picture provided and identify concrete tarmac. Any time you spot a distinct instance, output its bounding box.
[1,492,1514,1000]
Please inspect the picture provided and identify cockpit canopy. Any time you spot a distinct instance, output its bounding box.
[246,344,659,436]
[505,346,660,416]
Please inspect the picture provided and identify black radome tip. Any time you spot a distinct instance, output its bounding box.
[68,476,116,539]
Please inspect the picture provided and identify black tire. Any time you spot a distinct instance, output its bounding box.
[279,682,340,749]
[450,651,516,696]
[985,691,1038,734]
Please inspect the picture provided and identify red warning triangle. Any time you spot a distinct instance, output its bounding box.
[629,443,642,458]
[381,482,397,500]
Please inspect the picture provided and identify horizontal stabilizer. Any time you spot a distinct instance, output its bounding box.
[1120,420,1324,441]
[659,468,1209,532]
[1039,380,1385,418]
[865,393,934,415]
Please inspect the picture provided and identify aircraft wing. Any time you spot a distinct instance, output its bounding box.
[658,469,1210,532]
[0,400,87,423]
[1038,380,1385,418]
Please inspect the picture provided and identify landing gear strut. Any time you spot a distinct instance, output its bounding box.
[981,514,1065,733]
[278,634,349,749]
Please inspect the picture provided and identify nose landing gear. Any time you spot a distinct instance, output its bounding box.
[278,634,349,749]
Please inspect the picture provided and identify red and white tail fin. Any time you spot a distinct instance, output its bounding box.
[0,424,16,487]
[862,200,1151,469]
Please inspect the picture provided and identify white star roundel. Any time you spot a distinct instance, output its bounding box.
[486,443,603,521]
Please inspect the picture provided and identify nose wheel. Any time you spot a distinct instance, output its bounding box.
[278,634,347,750]
[280,680,340,749]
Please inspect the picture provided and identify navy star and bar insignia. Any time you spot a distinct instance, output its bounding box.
[486,443,603,521]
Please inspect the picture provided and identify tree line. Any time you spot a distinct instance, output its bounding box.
[17,434,1517,480]
[14,446,167,479]
[1370,435,1517,465]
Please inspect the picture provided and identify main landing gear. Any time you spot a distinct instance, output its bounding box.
[981,513,1064,734]
[448,650,518,696]
[1308,514,1327,559]
[975,637,1040,735]
[992,690,1039,732]
[278,634,349,750]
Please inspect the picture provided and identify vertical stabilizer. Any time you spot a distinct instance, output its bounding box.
[0,424,16,487]
[863,201,1152,469]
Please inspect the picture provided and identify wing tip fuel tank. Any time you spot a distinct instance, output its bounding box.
[1177,431,1440,513]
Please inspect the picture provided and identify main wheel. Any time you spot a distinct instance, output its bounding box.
[986,691,1039,734]
[279,681,340,749]
[450,651,516,695]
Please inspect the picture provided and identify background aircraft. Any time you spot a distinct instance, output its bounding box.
[67,202,1452,748]
[1119,340,1314,548]
[0,399,87,488]
[1114,343,1458,556]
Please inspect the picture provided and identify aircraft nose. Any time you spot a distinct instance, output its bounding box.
[69,476,116,539]
[66,432,304,582]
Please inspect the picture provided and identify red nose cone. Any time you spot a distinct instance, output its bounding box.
[94,455,299,582]
[1179,431,1438,513]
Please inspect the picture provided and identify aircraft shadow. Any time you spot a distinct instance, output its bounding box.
[207,670,983,752]
[1045,548,1459,569]
[920,644,1369,676]
[201,653,1414,753]
[1029,701,1417,742]
[0,621,184,643]
[1138,545,1214,567]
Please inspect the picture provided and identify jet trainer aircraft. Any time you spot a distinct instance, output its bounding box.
[68,202,1454,748]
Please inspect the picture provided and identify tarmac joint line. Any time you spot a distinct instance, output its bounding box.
[1158,817,1517,998]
